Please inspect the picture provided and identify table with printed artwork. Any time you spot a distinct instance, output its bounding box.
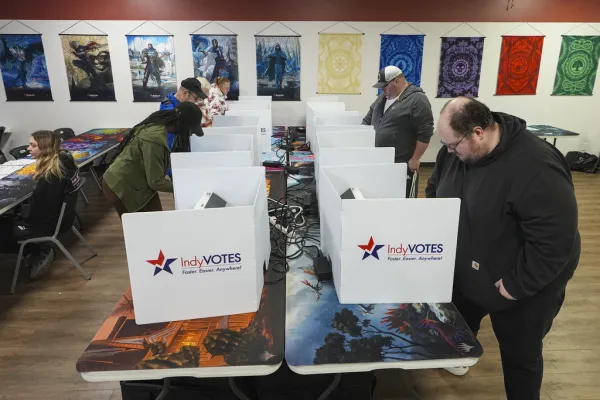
[285,232,483,376]
[527,124,580,146]
[0,128,128,215]
[76,278,285,382]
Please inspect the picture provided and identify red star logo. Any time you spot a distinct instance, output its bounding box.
[146,250,176,276]
[358,236,385,260]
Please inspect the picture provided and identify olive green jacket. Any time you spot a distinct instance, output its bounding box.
[103,123,173,212]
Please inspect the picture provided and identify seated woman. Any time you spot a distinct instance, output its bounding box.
[207,77,230,120]
[102,102,202,218]
[0,130,80,280]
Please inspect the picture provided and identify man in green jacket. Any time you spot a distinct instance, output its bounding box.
[102,102,202,217]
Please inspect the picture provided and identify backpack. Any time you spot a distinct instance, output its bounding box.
[565,151,599,173]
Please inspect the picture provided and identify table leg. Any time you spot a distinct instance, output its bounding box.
[316,373,341,400]
[398,370,423,400]
[553,138,557,146]
[228,377,253,400]
[155,378,170,400]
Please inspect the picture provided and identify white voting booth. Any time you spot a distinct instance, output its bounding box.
[305,101,345,144]
[314,130,375,156]
[319,163,460,304]
[203,125,261,166]
[122,166,270,324]
[226,107,272,153]
[171,134,255,169]
[315,147,395,193]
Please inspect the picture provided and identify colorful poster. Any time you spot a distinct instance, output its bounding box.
[191,35,239,100]
[496,36,544,95]
[379,34,424,88]
[318,34,363,94]
[437,37,485,98]
[552,35,600,96]
[0,34,52,101]
[255,36,300,101]
[60,35,115,101]
[126,35,176,102]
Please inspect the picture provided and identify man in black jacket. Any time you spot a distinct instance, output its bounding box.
[426,97,580,400]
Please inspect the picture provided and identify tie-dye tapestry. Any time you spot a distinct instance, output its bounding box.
[552,35,600,96]
[437,37,485,98]
[379,34,424,87]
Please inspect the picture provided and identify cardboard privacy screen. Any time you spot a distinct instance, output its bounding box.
[122,166,270,324]
[319,164,460,304]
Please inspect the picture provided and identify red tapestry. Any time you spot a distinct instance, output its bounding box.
[496,36,544,95]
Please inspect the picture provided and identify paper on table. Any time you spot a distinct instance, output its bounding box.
[3,158,34,166]
[0,164,24,179]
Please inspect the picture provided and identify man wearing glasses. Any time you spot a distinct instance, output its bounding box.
[160,78,208,151]
[426,97,580,400]
[362,66,434,197]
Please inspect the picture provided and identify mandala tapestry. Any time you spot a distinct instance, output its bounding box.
[437,37,485,98]
[496,36,544,95]
[318,33,363,94]
[379,34,424,88]
[552,35,600,96]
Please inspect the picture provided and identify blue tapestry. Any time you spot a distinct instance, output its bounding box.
[379,34,424,88]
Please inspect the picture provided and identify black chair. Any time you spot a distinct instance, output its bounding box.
[10,185,97,294]
[9,145,29,160]
[54,128,76,142]
[0,126,8,164]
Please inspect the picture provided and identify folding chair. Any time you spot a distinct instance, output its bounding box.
[9,145,29,160]
[11,188,97,294]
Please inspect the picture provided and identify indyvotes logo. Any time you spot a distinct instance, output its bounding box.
[144,250,243,277]
[358,237,445,262]
[146,250,177,276]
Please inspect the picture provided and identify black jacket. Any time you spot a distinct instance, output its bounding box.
[362,85,434,163]
[26,151,80,236]
[426,113,580,312]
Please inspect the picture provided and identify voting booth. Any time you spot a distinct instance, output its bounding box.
[319,163,460,304]
[171,134,255,169]
[314,130,375,156]
[203,125,261,166]
[305,101,345,144]
[226,107,273,153]
[315,147,395,194]
[122,166,270,324]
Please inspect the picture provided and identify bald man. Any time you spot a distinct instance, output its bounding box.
[426,97,580,399]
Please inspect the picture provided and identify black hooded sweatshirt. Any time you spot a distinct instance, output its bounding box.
[426,112,580,312]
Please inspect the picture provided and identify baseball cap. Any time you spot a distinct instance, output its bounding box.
[181,77,208,100]
[372,66,403,88]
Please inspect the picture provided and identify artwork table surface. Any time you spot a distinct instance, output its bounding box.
[285,227,483,375]
[0,128,128,215]
[527,125,580,137]
[77,271,285,382]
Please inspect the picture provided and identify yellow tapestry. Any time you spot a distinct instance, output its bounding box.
[318,33,363,94]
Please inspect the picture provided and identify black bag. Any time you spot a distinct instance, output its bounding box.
[565,151,599,173]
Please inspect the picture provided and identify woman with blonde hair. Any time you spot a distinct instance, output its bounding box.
[0,130,80,279]
[207,76,230,118]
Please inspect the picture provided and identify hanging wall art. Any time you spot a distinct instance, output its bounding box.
[191,34,239,100]
[552,35,600,96]
[437,37,485,98]
[255,35,300,101]
[318,33,363,94]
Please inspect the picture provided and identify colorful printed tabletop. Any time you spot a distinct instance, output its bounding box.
[528,125,580,137]
[0,128,127,213]
[77,279,285,376]
[285,239,483,371]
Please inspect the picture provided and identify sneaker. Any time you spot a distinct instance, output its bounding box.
[30,248,55,280]
[443,366,470,376]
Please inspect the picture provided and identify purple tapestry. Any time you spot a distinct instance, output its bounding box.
[437,37,485,98]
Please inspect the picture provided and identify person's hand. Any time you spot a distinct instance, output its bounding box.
[408,157,420,173]
[495,279,516,300]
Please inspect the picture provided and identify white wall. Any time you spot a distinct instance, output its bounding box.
[0,20,599,162]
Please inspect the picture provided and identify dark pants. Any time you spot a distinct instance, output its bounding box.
[102,180,163,219]
[0,215,42,256]
[453,277,569,400]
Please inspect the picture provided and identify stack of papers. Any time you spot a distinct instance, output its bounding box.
[0,159,35,179]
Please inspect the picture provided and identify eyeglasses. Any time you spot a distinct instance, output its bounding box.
[440,132,468,150]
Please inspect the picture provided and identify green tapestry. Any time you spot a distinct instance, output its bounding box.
[552,35,600,96]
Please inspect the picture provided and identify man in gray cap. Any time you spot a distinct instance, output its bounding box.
[362,66,434,197]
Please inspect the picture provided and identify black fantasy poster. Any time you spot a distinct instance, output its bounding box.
[60,35,115,101]
[0,34,53,101]
[255,36,301,101]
